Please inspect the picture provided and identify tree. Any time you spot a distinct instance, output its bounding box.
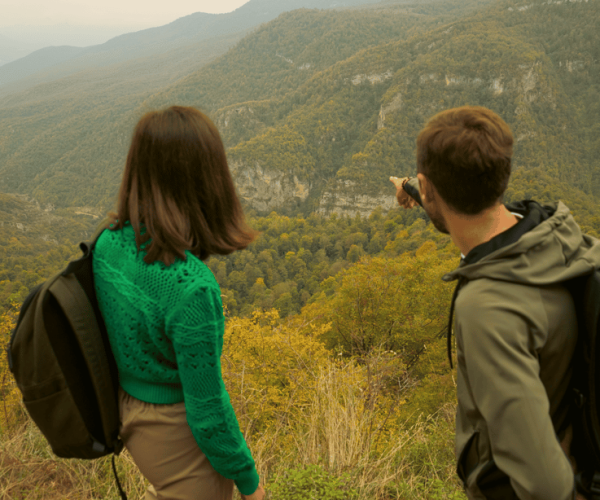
[346,244,364,263]
[307,242,456,362]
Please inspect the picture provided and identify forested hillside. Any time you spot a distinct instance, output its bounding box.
[1,196,464,499]
[0,193,98,309]
[0,0,597,218]
[0,0,496,209]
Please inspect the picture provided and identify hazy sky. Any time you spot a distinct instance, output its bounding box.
[2,0,251,28]
[0,0,252,49]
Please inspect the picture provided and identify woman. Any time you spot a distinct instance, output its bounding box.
[92,106,265,500]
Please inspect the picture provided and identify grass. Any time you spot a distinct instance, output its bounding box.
[0,384,464,500]
[0,417,146,500]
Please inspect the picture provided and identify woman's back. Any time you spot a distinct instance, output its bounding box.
[94,106,263,499]
[94,222,214,402]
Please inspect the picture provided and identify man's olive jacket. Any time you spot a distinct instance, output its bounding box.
[443,201,600,500]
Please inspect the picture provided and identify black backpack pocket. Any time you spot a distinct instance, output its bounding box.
[23,385,105,459]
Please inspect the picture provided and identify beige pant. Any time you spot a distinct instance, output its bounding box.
[119,388,235,500]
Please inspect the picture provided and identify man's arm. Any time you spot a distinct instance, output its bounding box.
[458,294,575,500]
[389,176,422,208]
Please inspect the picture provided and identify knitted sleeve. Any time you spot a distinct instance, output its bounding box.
[167,284,259,495]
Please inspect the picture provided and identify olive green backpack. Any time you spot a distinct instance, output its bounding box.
[6,235,127,499]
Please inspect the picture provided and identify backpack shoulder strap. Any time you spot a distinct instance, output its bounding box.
[582,270,600,342]
[63,229,106,277]
[583,270,600,453]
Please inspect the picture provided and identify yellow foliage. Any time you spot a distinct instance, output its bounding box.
[416,240,437,257]
[221,309,331,435]
[307,250,457,359]
[221,308,422,483]
[0,307,20,433]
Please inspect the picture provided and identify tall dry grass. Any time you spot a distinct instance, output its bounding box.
[240,357,463,500]
[0,368,462,499]
[0,418,146,500]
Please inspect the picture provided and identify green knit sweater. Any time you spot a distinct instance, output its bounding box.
[93,224,259,495]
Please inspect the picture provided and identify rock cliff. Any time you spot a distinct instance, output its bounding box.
[317,180,397,217]
[230,161,310,212]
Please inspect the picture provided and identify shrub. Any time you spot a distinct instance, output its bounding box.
[268,464,358,500]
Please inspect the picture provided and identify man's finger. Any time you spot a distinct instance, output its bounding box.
[389,176,403,188]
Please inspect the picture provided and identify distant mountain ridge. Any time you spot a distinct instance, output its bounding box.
[0,0,446,209]
[0,0,384,91]
[0,34,31,67]
[0,46,86,86]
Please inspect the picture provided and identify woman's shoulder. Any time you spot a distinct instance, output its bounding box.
[164,256,222,317]
[94,225,136,262]
[96,225,219,291]
[176,252,220,290]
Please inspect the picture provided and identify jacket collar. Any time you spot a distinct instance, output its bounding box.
[460,200,552,266]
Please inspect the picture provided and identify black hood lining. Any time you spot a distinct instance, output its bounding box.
[461,200,554,267]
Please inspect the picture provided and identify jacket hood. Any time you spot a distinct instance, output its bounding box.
[443,201,600,286]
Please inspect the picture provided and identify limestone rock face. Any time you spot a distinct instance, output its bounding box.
[317,180,396,217]
[230,161,310,212]
[378,93,403,130]
[230,161,397,216]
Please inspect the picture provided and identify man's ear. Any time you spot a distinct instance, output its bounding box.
[417,173,429,202]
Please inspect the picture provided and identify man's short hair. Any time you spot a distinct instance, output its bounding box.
[416,106,513,215]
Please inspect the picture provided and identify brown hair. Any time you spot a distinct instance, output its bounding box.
[416,106,513,215]
[108,106,256,265]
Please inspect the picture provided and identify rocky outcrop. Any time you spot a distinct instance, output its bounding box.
[378,93,403,130]
[215,105,259,129]
[414,61,557,109]
[559,60,585,72]
[317,180,396,217]
[230,161,310,212]
[229,161,397,216]
[350,69,393,86]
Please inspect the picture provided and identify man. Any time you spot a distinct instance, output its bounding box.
[390,105,600,500]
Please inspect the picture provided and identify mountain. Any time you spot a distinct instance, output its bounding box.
[150,0,599,215]
[0,2,445,208]
[0,24,146,54]
[0,34,36,67]
[0,46,86,85]
[0,0,387,92]
[0,0,598,223]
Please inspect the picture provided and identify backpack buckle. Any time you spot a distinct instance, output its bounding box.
[92,440,106,454]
